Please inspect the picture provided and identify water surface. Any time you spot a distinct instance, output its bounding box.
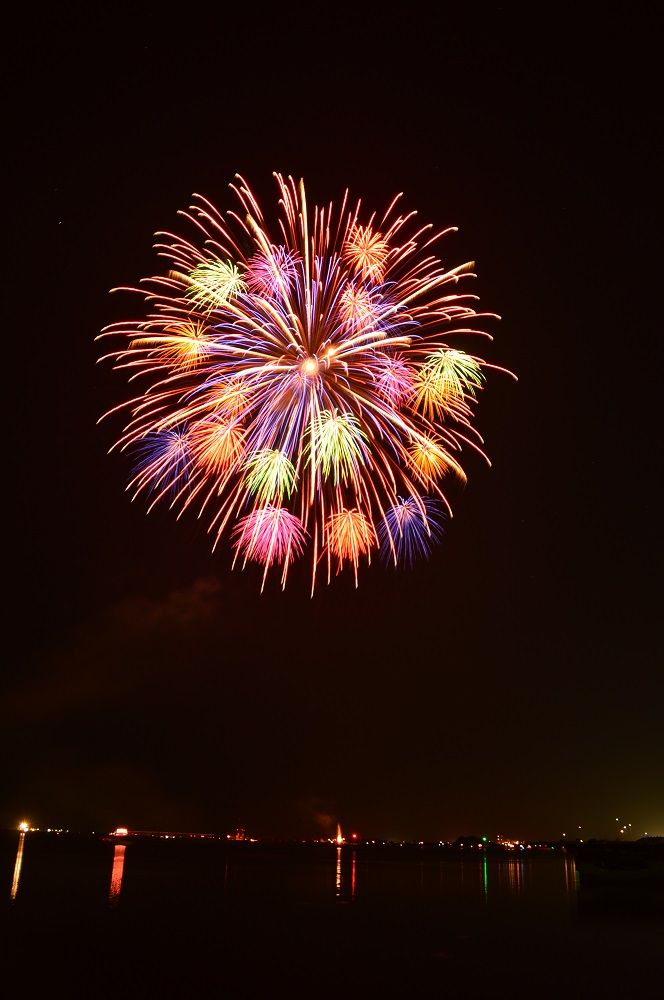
[2,833,661,997]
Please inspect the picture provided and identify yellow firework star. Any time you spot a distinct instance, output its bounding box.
[308,411,368,485]
[186,259,246,310]
[343,224,390,282]
[131,320,210,372]
[244,448,297,504]
[409,437,465,484]
[413,349,484,419]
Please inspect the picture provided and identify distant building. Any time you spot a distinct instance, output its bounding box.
[227,827,247,841]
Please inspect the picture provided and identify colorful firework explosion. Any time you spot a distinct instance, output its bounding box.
[98,174,512,590]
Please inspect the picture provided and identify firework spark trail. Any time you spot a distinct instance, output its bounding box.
[98,174,513,590]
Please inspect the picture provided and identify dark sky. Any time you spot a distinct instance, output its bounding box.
[4,9,661,840]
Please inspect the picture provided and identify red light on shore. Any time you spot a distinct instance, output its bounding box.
[351,833,358,840]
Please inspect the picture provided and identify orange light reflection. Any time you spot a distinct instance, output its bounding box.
[109,844,126,902]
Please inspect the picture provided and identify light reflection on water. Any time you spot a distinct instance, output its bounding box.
[7,834,583,910]
[109,845,126,903]
[331,849,578,907]
[506,858,523,893]
[3,840,660,997]
[10,831,25,901]
[564,854,578,894]
[335,846,358,901]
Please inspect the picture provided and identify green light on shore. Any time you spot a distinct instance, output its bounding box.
[482,836,487,843]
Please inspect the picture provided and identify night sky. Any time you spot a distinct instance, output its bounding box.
[4,10,661,841]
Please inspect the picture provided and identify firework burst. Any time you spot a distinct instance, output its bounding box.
[98,174,512,590]
[378,497,445,567]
